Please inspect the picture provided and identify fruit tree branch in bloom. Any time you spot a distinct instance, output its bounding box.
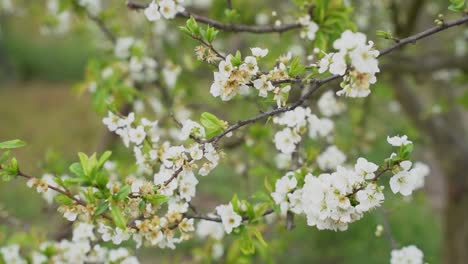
[126,1,303,33]
[202,15,468,144]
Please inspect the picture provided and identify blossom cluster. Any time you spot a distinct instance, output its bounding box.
[22,110,224,251]
[210,48,291,105]
[144,0,185,21]
[387,137,429,196]
[271,157,382,231]
[270,135,429,231]
[0,223,139,264]
[390,245,424,264]
[272,95,340,155]
[297,15,319,41]
[318,30,380,97]
[99,112,222,247]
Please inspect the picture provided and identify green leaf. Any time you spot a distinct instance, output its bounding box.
[98,151,112,169]
[69,162,85,178]
[144,194,169,205]
[54,194,74,206]
[251,228,268,248]
[264,176,273,193]
[200,112,227,138]
[185,16,200,35]
[0,151,11,164]
[2,172,14,182]
[376,30,393,40]
[110,202,127,229]
[0,139,26,149]
[231,50,242,66]
[288,57,305,77]
[239,229,255,255]
[95,172,109,190]
[115,185,131,201]
[78,152,91,176]
[203,26,219,43]
[448,0,466,11]
[94,201,109,216]
[231,194,239,212]
[9,158,18,174]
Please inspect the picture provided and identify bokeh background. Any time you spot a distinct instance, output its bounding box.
[0,0,467,263]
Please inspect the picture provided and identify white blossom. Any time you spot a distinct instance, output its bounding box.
[128,126,146,145]
[274,128,301,154]
[317,91,345,117]
[159,0,178,19]
[144,1,161,21]
[354,157,379,180]
[390,161,416,196]
[251,47,269,57]
[317,145,346,171]
[390,245,424,264]
[387,135,412,147]
[215,203,242,234]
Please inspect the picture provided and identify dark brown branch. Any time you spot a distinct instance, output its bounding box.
[126,1,302,33]
[378,15,468,57]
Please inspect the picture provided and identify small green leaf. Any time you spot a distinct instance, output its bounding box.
[231,194,239,212]
[264,176,273,193]
[10,158,18,174]
[0,140,26,149]
[69,163,85,178]
[78,152,91,176]
[185,16,200,35]
[54,194,74,206]
[239,229,255,255]
[0,151,11,164]
[144,194,169,205]
[94,201,109,216]
[110,202,127,229]
[115,185,131,201]
[251,228,268,248]
[288,57,305,77]
[98,151,112,169]
[200,112,226,138]
[376,30,393,39]
[231,51,242,66]
[448,0,466,11]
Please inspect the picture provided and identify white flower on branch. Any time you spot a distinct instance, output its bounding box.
[318,30,380,98]
[387,135,412,146]
[144,0,161,21]
[216,203,242,234]
[159,0,178,19]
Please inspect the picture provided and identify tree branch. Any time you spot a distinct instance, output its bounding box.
[200,15,468,144]
[126,1,302,33]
